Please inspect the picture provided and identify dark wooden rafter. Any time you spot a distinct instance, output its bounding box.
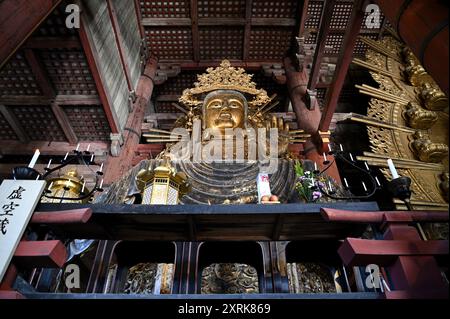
[50,102,78,144]
[308,0,336,90]
[243,0,253,60]
[133,0,146,39]
[0,95,101,106]
[0,0,62,68]
[297,0,310,37]
[377,16,388,40]
[0,104,29,143]
[23,48,55,98]
[106,0,133,92]
[78,15,119,133]
[0,141,109,156]
[141,17,297,27]
[190,0,200,62]
[319,0,365,132]
[23,36,81,49]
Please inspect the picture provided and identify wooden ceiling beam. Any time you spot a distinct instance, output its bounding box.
[155,95,181,102]
[133,0,146,39]
[142,18,192,26]
[0,0,62,69]
[308,0,336,90]
[0,141,109,156]
[79,15,119,133]
[243,0,253,61]
[50,102,78,145]
[142,17,296,27]
[320,0,365,132]
[106,0,133,92]
[298,0,310,37]
[0,95,101,106]
[23,37,81,49]
[190,0,200,62]
[23,48,55,98]
[0,104,29,143]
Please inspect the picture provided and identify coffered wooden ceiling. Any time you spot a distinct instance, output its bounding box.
[139,0,386,64]
[0,0,388,143]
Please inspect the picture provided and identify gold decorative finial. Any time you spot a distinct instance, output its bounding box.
[179,59,272,107]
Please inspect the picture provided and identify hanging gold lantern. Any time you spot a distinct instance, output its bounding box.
[135,158,190,205]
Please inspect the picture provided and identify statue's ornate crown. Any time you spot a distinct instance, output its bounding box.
[179,60,272,107]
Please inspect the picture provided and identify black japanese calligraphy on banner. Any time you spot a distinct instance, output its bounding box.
[0,180,46,283]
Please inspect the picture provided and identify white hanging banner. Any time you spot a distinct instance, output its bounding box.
[0,180,46,283]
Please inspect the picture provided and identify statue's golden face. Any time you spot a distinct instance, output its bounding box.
[204,92,246,132]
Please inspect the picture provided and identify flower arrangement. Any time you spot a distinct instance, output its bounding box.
[294,160,323,202]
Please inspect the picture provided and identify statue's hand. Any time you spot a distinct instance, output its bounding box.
[266,115,290,157]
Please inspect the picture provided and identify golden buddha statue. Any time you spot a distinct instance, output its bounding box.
[101,60,303,205]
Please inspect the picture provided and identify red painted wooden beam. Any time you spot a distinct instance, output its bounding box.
[78,18,119,133]
[319,0,365,132]
[321,208,449,224]
[106,0,133,92]
[0,291,25,299]
[13,240,67,268]
[0,264,17,291]
[0,0,62,68]
[31,208,92,224]
[338,238,449,267]
[308,0,335,90]
[384,290,449,300]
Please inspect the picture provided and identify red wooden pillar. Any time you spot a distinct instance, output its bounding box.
[374,0,449,95]
[104,57,158,184]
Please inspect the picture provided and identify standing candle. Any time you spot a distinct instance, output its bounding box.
[328,181,333,192]
[375,176,381,186]
[76,143,80,151]
[81,181,86,193]
[64,152,69,161]
[28,149,40,168]
[99,163,104,172]
[46,158,52,168]
[344,178,349,188]
[323,152,328,162]
[362,181,367,192]
[314,162,318,171]
[48,181,53,190]
[364,162,370,171]
[349,153,354,162]
[86,144,91,152]
[387,159,399,179]
[90,154,95,163]
[328,144,332,152]
[339,144,344,152]
[99,179,104,189]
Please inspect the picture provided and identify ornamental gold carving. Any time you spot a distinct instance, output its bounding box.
[350,36,448,210]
